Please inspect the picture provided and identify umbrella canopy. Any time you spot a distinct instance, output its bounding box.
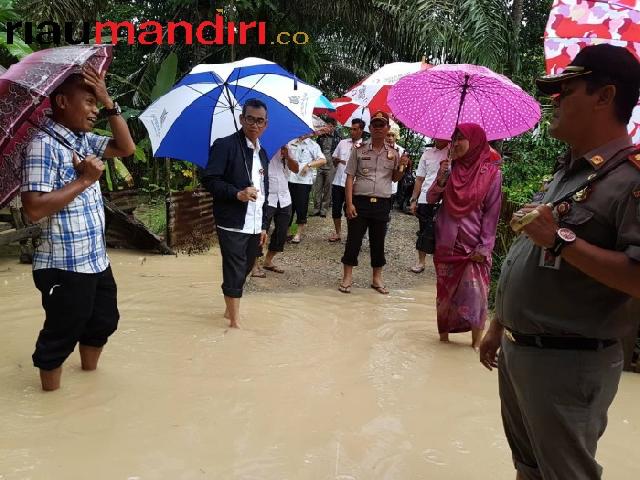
[314,94,336,112]
[139,57,322,167]
[545,0,640,142]
[387,64,541,141]
[329,61,430,128]
[0,45,112,208]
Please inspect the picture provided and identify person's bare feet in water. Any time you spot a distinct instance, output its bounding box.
[223,309,239,328]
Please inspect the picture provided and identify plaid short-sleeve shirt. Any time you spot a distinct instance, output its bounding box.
[21,117,111,273]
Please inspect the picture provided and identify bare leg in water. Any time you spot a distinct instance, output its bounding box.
[79,345,103,370]
[223,296,241,328]
[39,367,62,391]
[471,327,483,351]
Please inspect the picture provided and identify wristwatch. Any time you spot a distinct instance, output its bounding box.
[549,227,576,256]
[102,102,121,117]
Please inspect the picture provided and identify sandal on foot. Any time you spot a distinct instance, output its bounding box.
[263,264,284,274]
[338,284,351,294]
[410,265,425,274]
[291,234,301,244]
[328,235,341,242]
[251,270,266,278]
[370,284,389,295]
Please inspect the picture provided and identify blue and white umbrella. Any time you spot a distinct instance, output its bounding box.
[139,57,322,167]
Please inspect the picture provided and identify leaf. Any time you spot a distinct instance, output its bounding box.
[0,31,33,59]
[133,143,147,164]
[92,127,112,137]
[150,52,178,101]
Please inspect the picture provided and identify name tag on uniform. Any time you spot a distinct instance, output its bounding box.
[539,248,561,270]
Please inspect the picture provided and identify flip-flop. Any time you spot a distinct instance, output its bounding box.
[291,235,301,244]
[410,265,425,274]
[370,284,389,295]
[263,265,284,274]
[338,284,351,294]
[251,270,266,278]
[328,235,341,242]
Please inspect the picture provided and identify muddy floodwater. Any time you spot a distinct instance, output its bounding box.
[1,250,639,479]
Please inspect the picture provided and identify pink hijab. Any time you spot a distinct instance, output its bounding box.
[444,123,499,219]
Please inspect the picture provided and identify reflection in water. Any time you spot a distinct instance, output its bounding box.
[1,250,638,479]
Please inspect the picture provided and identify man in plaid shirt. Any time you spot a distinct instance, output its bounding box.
[21,66,135,391]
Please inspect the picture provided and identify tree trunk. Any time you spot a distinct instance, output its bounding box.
[509,0,525,73]
[511,0,524,40]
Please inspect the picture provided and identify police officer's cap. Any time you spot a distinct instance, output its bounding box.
[536,44,640,95]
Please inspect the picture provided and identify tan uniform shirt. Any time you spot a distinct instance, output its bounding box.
[345,140,400,198]
[496,136,640,339]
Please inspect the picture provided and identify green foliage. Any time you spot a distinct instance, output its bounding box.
[134,195,167,236]
[0,0,32,59]
[502,117,564,205]
[150,52,178,101]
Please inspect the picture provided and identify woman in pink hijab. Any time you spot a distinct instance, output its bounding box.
[426,123,502,350]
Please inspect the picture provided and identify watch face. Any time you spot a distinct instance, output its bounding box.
[557,227,576,242]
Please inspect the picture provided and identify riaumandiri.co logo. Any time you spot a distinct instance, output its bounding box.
[4,12,311,46]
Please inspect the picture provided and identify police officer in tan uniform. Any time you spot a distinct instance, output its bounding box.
[338,111,408,294]
[479,44,640,479]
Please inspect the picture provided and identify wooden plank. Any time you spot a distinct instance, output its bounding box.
[0,225,41,246]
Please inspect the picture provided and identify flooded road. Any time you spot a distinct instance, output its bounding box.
[1,250,638,479]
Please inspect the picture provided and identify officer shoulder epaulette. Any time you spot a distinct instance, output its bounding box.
[628,147,640,172]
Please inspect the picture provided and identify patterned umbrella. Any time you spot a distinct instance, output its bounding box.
[329,61,430,128]
[388,64,541,141]
[545,0,640,142]
[139,57,322,167]
[0,45,112,208]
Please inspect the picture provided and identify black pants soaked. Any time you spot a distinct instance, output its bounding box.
[258,203,292,256]
[341,196,391,268]
[217,227,261,298]
[32,266,119,371]
[415,203,438,254]
[332,185,346,219]
[288,182,312,225]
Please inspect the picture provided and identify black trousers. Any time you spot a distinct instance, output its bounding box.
[288,182,312,225]
[32,266,119,371]
[263,202,292,253]
[331,185,346,219]
[341,196,391,268]
[415,203,438,253]
[217,227,261,298]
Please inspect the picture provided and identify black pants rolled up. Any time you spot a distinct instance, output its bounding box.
[263,203,292,254]
[217,227,261,298]
[288,182,312,225]
[341,195,391,268]
[32,266,119,370]
[415,203,438,254]
[332,185,346,219]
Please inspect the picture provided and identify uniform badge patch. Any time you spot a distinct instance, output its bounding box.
[590,155,604,166]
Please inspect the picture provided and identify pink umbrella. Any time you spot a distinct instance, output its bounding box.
[545,0,640,143]
[0,45,112,208]
[387,64,541,141]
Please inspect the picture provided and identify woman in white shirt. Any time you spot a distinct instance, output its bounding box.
[287,134,326,243]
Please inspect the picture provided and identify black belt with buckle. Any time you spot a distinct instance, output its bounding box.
[504,329,617,351]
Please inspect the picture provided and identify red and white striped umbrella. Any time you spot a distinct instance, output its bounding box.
[329,61,431,128]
